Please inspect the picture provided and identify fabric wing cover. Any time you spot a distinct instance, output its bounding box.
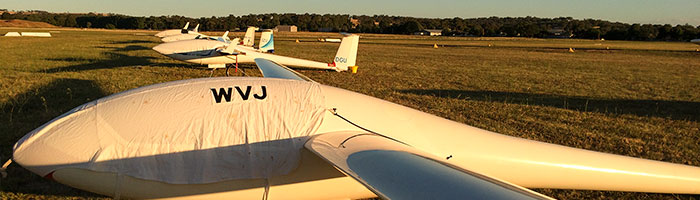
[14,78,326,184]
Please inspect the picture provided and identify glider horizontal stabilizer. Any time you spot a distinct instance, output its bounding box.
[304,131,553,200]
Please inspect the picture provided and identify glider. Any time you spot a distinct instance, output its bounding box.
[240,29,275,53]
[10,58,700,199]
[691,39,700,45]
[206,27,273,53]
[154,22,199,38]
[161,31,206,42]
[152,33,358,72]
[193,31,232,43]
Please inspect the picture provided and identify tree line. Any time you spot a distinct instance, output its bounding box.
[2,11,699,41]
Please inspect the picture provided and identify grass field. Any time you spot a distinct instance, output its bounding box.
[1,27,699,199]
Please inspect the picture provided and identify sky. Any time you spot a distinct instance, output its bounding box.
[2,0,700,26]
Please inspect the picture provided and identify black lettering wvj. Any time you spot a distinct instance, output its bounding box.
[211,86,267,103]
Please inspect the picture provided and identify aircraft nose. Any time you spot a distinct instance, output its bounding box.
[152,43,174,55]
[12,102,100,177]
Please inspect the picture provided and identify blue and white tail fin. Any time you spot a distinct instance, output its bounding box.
[331,34,359,71]
[220,31,230,43]
[258,30,275,53]
[242,26,257,47]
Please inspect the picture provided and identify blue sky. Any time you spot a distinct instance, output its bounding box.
[3,0,699,26]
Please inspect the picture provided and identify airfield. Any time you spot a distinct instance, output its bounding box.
[1,27,699,199]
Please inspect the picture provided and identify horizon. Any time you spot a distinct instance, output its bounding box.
[3,10,699,27]
[2,0,699,26]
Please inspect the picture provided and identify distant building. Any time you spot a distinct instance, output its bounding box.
[414,29,442,36]
[274,25,297,32]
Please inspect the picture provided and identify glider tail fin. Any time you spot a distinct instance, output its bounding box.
[332,34,360,71]
[259,30,275,53]
[220,31,230,43]
[220,42,237,55]
[181,22,190,34]
[193,24,199,32]
[242,26,256,47]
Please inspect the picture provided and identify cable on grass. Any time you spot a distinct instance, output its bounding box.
[1,158,13,178]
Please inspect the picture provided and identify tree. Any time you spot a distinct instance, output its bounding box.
[64,15,77,27]
[627,24,642,40]
[1,12,11,20]
[400,20,423,34]
[3,11,698,41]
[638,24,659,40]
[657,24,673,40]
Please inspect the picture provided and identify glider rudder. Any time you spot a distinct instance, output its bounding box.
[332,34,359,71]
[259,30,275,53]
[180,22,190,34]
[243,26,256,47]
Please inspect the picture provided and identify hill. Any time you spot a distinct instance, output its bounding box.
[0,19,56,28]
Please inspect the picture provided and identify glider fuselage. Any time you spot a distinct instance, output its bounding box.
[152,40,335,70]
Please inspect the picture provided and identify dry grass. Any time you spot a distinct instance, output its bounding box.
[1,28,699,199]
[0,20,57,28]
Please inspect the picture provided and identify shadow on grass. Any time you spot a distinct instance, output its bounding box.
[0,78,108,198]
[533,188,700,199]
[97,45,152,52]
[109,39,157,44]
[43,51,184,73]
[399,89,700,121]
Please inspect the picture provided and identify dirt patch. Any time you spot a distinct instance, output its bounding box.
[0,19,57,28]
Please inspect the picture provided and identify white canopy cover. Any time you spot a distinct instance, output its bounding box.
[14,78,326,184]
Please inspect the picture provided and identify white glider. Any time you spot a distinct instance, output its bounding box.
[152,33,358,72]
[161,32,205,42]
[193,31,231,43]
[691,39,700,45]
[233,29,275,54]
[160,24,204,43]
[155,22,199,38]
[11,59,700,199]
